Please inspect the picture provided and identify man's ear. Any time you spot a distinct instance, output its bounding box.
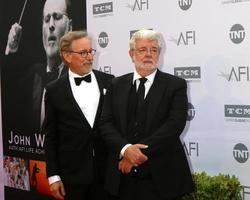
[63,51,72,64]
[129,49,134,62]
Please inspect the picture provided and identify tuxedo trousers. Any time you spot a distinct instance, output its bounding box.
[64,183,108,200]
[116,174,182,200]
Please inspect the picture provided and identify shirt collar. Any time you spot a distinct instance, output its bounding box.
[133,69,157,84]
[68,69,93,78]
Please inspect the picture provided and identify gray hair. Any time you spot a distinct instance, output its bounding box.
[129,29,163,50]
[60,30,90,51]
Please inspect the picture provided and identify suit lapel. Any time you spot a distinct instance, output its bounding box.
[92,70,105,127]
[145,70,166,132]
[119,74,134,134]
[61,74,91,128]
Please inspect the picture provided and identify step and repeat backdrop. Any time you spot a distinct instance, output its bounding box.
[1,0,250,199]
[86,0,250,199]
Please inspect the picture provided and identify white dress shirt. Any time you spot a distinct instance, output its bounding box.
[68,70,100,128]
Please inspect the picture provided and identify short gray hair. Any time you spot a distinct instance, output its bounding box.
[129,29,163,50]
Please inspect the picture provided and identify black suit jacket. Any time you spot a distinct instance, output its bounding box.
[43,69,114,184]
[99,69,194,198]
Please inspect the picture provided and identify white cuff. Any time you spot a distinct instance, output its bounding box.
[120,144,132,158]
[48,175,61,185]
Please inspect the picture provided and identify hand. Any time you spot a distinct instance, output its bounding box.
[118,158,133,174]
[124,144,148,166]
[49,181,66,200]
[5,23,22,55]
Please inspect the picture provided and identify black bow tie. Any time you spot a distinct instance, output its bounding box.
[74,74,91,86]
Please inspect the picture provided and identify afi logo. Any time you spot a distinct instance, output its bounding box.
[179,0,192,10]
[228,66,249,81]
[132,0,149,11]
[99,66,112,74]
[177,31,196,46]
[183,142,199,157]
[229,24,245,44]
[242,185,250,200]
[233,143,249,163]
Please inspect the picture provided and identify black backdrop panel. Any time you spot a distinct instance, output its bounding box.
[1,0,86,199]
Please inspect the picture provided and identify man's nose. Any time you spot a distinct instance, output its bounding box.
[145,49,153,56]
[86,54,93,61]
[49,18,55,32]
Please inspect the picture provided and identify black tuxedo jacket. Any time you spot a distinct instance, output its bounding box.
[100,69,194,199]
[43,69,114,184]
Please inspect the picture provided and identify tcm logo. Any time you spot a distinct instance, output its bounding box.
[183,142,199,157]
[93,2,113,16]
[127,0,149,11]
[177,31,196,46]
[187,103,195,121]
[229,24,245,44]
[225,105,250,118]
[174,66,201,80]
[130,28,152,38]
[99,66,112,74]
[98,32,109,48]
[179,0,192,10]
[233,143,249,163]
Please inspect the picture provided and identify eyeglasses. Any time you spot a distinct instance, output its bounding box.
[69,49,96,58]
[134,48,160,55]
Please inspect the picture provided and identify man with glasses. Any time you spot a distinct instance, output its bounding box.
[99,29,194,200]
[43,30,114,200]
[5,0,73,131]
